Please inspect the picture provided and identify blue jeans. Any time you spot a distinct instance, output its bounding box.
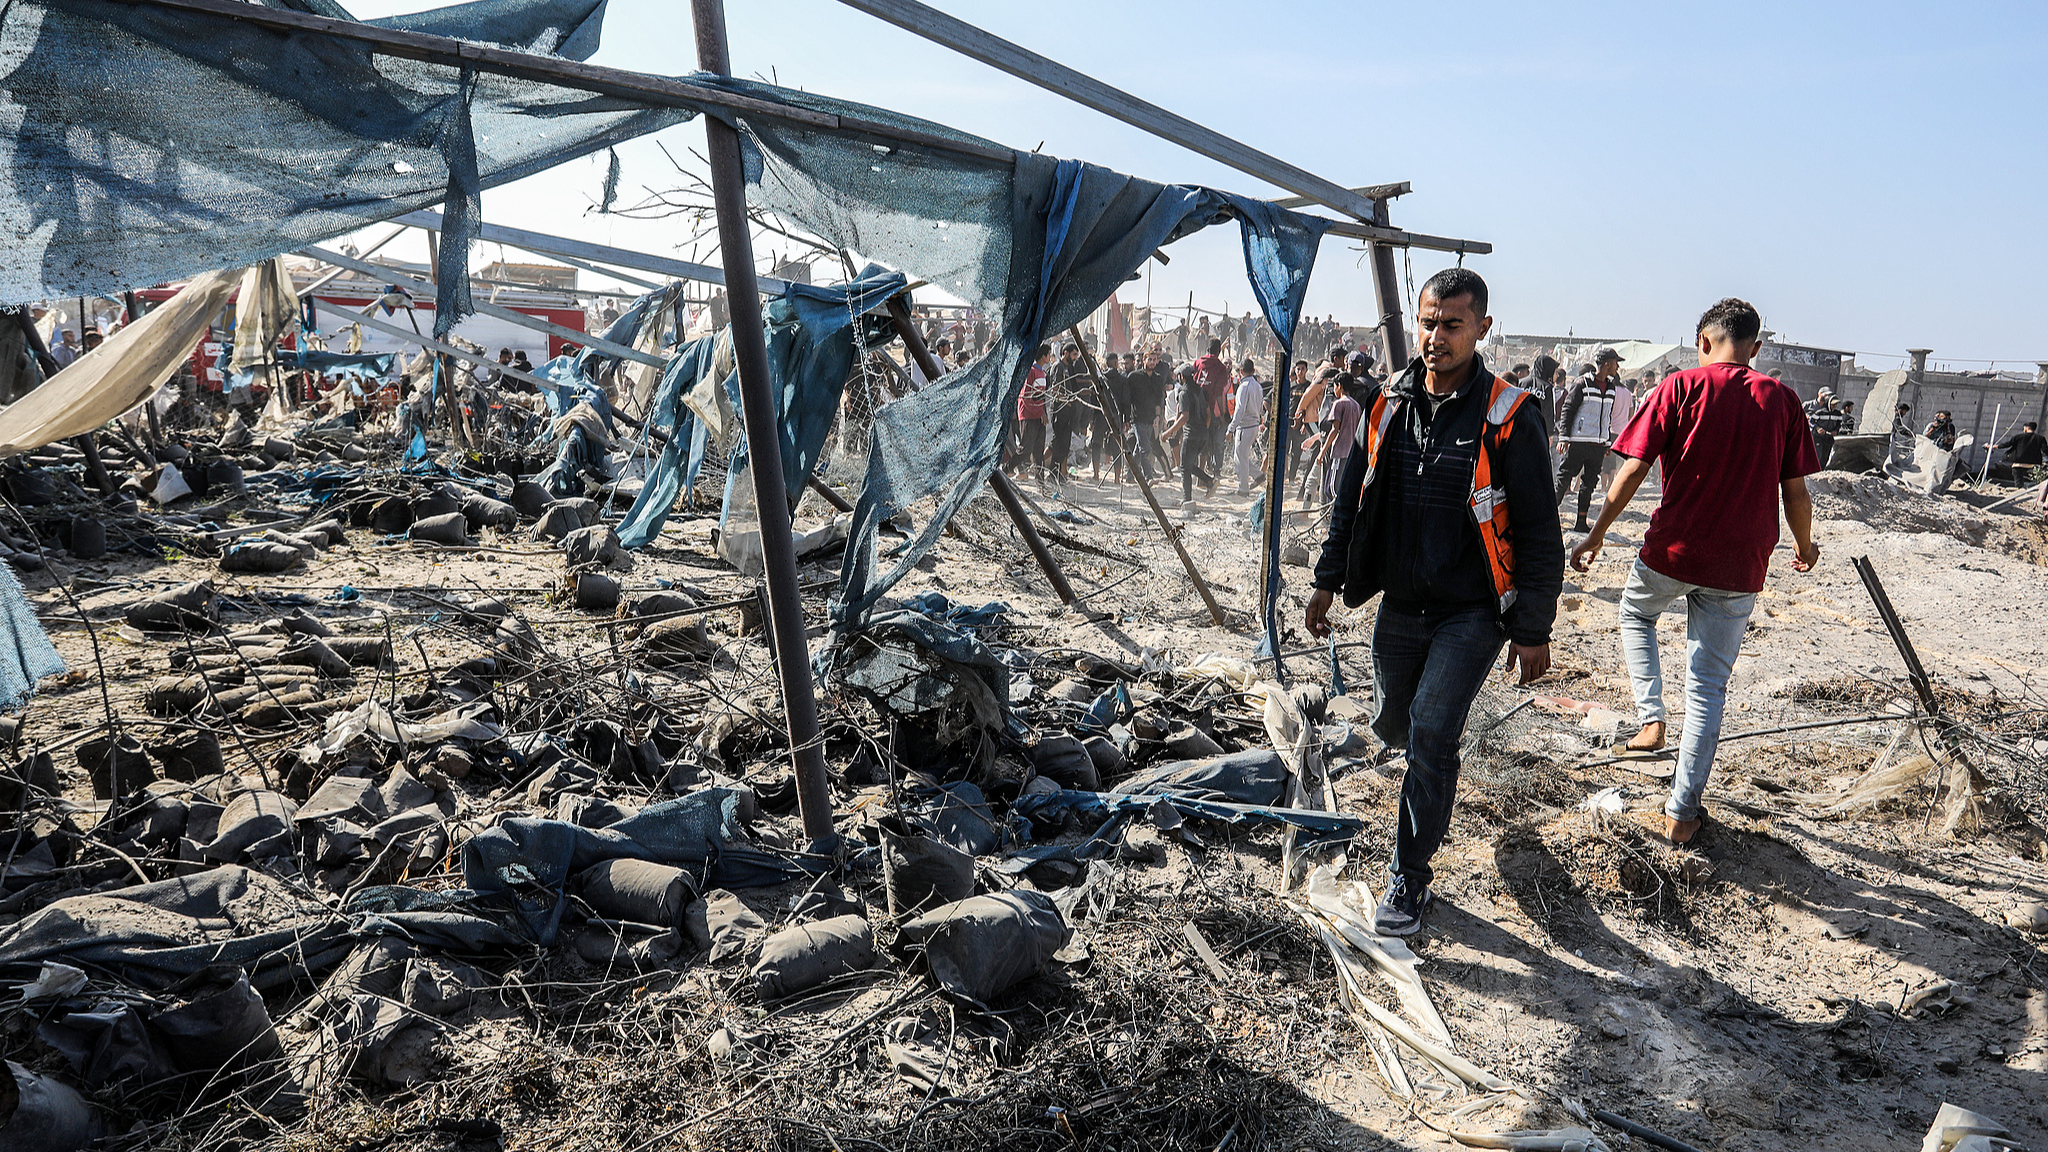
[1618,559,1757,822]
[1371,603,1507,887]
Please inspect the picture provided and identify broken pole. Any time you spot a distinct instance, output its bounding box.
[1069,329,1227,627]
[693,0,835,844]
[882,296,1076,604]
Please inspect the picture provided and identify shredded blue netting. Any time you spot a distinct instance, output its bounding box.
[0,0,688,334]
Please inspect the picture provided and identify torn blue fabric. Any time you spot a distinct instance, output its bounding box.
[616,333,720,548]
[0,0,686,312]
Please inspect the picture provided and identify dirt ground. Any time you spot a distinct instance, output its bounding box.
[8,443,2048,1151]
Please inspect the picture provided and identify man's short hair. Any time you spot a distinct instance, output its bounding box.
[1696,297,1762,344]
[1419,267,1488,317]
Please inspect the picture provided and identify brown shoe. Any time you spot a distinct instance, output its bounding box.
[1662,814,1702,847]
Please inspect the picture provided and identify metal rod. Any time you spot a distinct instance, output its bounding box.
[693,0,833,845]
[1067,328,1226,627]
[1259,345,1289,668]
[880,298,1070,594]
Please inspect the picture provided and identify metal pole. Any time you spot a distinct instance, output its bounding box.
[1260,345,1289,668]
[881,297,1077,605]
[1368,197,1410,369]
[692,0,834,844]
[1068,329,1226,627]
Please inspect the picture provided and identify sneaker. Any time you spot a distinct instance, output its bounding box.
[1374,874,1432,936]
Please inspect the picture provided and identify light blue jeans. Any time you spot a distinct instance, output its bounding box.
[1618,559,1757,822]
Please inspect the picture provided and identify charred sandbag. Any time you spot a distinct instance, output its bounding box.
[879,816,974,920]
[458,491,517,532]
[406,512,470,546]
[148,731,225,783]
[577,859,695,929]
[219,541,303,574]
[77,733,152,800]
[561,525,623,569]
[324,637,393,667]
[753,915,876,1000]
[125,580,218,633]
[894,891,1069,1003]
[510,479,554,519]
[529,504,581,542]
[1,1058,104,1152]
[369,496,414,535]
[1027,735,1099,791]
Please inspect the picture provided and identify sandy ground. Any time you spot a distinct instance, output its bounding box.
[11,445,2048,1150]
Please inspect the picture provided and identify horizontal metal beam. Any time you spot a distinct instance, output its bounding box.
[301,243,665,368]
[396,210,792,295]
[839,0,1380,221]
[338,307,565,393]
[120,0,1014,163]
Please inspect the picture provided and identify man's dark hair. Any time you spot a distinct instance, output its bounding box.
[1419,267,1488,317]
[1695,297,1762,344]
[1207,337,1223,354]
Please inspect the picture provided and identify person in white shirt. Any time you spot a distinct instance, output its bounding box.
[1228,357,1266,495]
[1554,346,1636,531]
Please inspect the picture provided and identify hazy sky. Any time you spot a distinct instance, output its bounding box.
[351,0,2048,371]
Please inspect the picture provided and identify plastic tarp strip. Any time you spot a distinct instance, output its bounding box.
[0,266,239,456]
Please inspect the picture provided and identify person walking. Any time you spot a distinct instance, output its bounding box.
[1554,347,1635,532]
[1229,358,1266,495]
[1012,342,1052,482]
[1570,298,1821,847]
[1306,269,1562,936]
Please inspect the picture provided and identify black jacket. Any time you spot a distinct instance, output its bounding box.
[1312,356,1564,646]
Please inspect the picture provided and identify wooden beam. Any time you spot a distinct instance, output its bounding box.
[301,243,665,369]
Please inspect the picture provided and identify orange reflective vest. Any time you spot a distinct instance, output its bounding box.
[1356,375,1533,613]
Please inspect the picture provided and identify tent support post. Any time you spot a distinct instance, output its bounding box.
[1068,328,1226,628]
[882,297,1075,605]
[693,0,835,845]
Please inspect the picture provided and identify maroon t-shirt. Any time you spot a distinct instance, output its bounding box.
[1611,361,1820,593]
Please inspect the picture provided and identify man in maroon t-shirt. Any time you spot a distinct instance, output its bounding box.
[1569,298,1821,846]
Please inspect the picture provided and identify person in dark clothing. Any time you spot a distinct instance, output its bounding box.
[1306,269,1562,936]
[1526,354,1562,442]
[1163,363,1214,502]
[1992,421,2046,481]
[1924,410,1958,453]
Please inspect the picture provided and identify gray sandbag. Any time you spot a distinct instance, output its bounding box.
[407,512,471,546]
[752,915,876,1000]
[529,504,581,542]
[1028,734,1098,791]
[879,816,974,919]
[561,524,623,569]
[894,891,1069,1003]
[206,790,297,861]
[555,497,602,527]
[1116,749,1288,806]
[0,1059,103,1152]
[219,541,302,574]
[125,580,219,633]
[685,889,766,961]
[577,859,694,929]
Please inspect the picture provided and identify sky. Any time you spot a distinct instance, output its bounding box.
[351,0,2048,372]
